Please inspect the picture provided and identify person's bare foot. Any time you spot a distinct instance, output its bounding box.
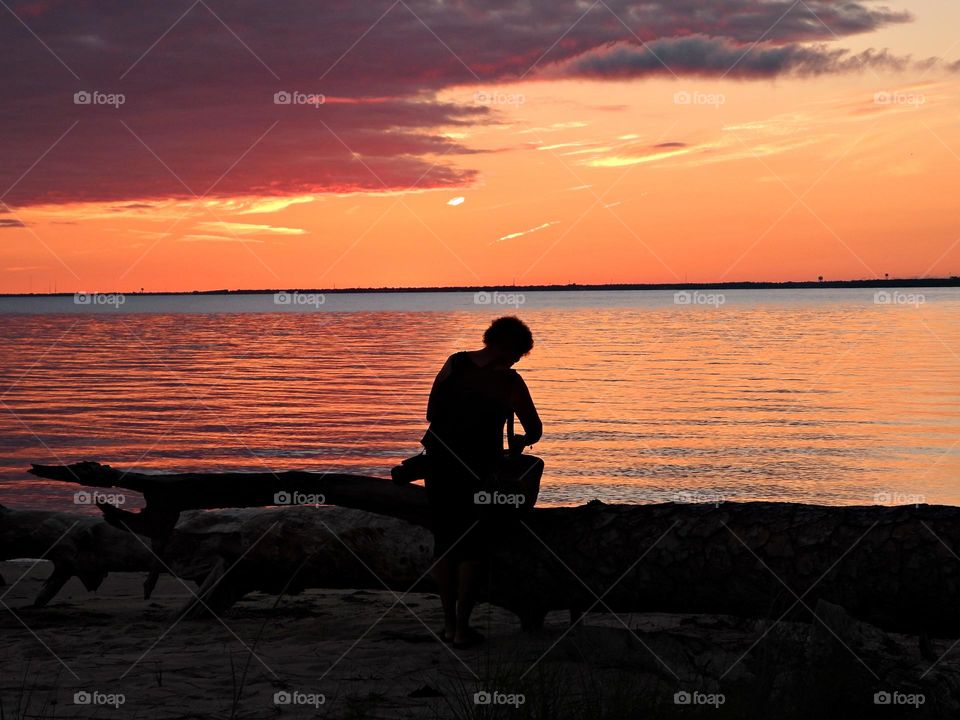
[441,624,456,643]
[453,627,484,649]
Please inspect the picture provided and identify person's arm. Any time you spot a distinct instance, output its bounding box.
[426,354,456,422]
[510,374,542,447]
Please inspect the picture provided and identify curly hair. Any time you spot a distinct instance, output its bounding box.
[483,316,534,356]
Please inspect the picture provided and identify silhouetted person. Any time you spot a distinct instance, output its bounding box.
[422,316,543,649]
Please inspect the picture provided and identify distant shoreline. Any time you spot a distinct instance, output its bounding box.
[2,276,959,298]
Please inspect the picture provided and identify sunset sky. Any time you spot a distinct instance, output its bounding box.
[1,0,958,293]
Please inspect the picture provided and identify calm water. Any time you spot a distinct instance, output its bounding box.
[1,289,958,512]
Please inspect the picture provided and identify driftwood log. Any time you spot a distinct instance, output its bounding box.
[24,462,960,637]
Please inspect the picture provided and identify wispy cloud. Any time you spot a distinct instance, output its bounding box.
[213,196,316,215]
[519,122,588,135]
[587,144,695,168]
[196,222,306,236]
[537,141,592,151]
[495,220,560,243]
[179,234,266,243]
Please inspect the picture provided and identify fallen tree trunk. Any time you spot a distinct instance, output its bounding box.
[26,462,960,636]
[29,461,429,531]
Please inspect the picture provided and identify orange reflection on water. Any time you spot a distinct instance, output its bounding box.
[1,290,958,512]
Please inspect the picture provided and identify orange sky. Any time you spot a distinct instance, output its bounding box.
[1,0,958,293]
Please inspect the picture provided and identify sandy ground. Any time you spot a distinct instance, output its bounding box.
[1,560,681,720]
[2,560,956,719]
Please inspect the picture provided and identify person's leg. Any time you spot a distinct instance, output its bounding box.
[426,470,460,641]
[454,559,479,643]
[433,556,458,640]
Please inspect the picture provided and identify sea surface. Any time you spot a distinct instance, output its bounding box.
[1,288,958,512]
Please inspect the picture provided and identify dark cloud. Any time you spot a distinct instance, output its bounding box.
[0,0,917,206]
[561,36,916,79]
[654,142,687,149]
[0,219,27,228]
[109,202,157,211]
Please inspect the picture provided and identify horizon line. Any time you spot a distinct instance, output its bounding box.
[3,275,960,298]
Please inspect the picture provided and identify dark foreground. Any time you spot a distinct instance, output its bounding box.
[1,562,954,719]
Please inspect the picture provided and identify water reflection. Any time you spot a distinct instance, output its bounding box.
[1,290,958,511]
